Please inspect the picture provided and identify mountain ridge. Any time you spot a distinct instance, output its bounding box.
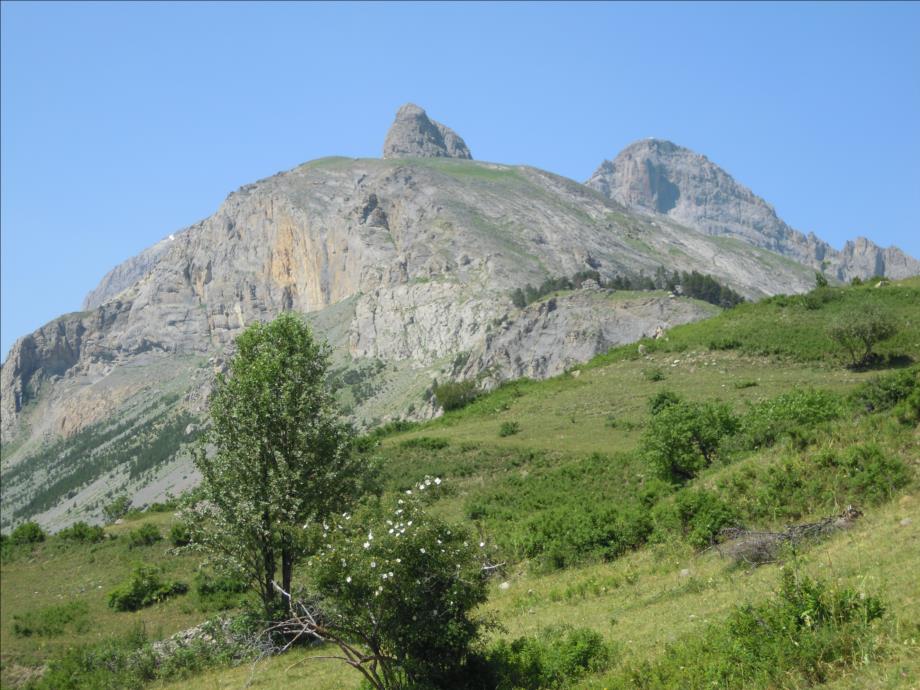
[2,106,917,530]
[586,138,920,281]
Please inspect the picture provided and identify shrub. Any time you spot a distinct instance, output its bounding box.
[499,421,521,437]
[642,367,665,382]
[484,625,613,689]
[103,495,132,523]
[58,521,105,543]
[310,485,489,688]
[12,601,90,637]
[652,489,738,549]
[739,389,842,450]
[895,387,920,425]
[647,390,682,416]
[609,571,884,689]
[519,505,652,570]
[434,380,479,411]
[828,307,898,368]
[169,522,191,547]
[10,521,45,545]
[127,523,162,548]
[194,571,249,611]
[399,436,450,450]
[641,400,739,483]
[721,443,909,523]
[108,565,188,611]
[850,366,919,413]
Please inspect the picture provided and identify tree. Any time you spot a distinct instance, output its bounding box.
[275,481,489,689]
[188,313,366,620]
[815,272,829,288]
[829,307,898,368]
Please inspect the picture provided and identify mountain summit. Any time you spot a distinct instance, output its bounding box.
[382,103,472,159]
[586,139,920,282]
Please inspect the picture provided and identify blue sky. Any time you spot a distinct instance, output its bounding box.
[2,1,918,356]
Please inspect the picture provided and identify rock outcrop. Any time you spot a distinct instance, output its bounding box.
[8,104,912,530]
[587,139,920,282]
[382,103,472,159]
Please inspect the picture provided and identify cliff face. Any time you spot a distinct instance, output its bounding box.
[10,106,910,529]
[587,139,920,282]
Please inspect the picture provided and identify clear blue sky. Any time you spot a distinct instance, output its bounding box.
[2,1,918,357]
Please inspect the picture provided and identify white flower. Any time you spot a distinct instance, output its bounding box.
[363,541,371,549]
[388,528,394,534]
[420,548,426,554]
[479,542,485,548]
[368,532,373,540]
[371,561,377,568]
[435,478,442,485]
[406,490,412,495]
[346,576,352,583]
[388,571,394,578]
[396,558,401,563]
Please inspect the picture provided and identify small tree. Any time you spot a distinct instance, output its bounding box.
[829,307,898,368]
[276,480,489,689]
[103,495,132,523]
[814,272,829,288]
[188,313,366,620]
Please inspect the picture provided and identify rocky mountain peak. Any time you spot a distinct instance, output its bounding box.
[382,103,472,160]
[587,139,920,282]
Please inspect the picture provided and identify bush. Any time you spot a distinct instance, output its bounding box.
[433,380,479,411]
[484,625,613,689]
[127,523,162,548]
[108,565,188,612]
[499,421,521,437]
[609,571,884,689]
[850,366,919,413]
[647,390,682,416]
[721,442,909,523]
[194,571,249,611]
[310,486,489,688]
[895,387,920,425]
[103,495,132,523]
[829,307,898,368]
[399,436,450,450]
[652,489,738,549]
[12,601,90,637]
[519,505,652,570]
[58,521,105,543]
[641,400,739,483]
[169,522,192,547]
[739,389,843,450]
[642,367,665,382]
[10,521,46,545]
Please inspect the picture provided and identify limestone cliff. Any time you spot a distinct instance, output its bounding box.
[587,139,920,282]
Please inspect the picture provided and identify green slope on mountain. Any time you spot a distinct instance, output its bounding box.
[2,279,918,689]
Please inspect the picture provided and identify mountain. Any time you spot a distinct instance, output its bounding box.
[1,105,915,531]
[586,139,920,282]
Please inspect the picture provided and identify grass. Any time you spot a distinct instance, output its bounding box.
[2,278,918,689]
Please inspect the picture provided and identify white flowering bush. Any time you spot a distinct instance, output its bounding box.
[307,477,489,688]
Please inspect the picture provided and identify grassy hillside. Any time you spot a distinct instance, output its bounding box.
[2,279,918,689]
